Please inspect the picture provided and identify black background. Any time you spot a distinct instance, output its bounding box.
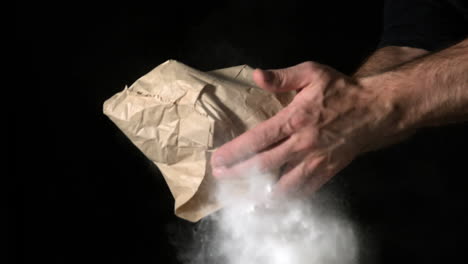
[14,1,468,263]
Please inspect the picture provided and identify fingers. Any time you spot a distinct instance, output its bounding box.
[274,156,324,194]
[211,108,294,169]
[301,172,330,196]
[252,61,319,93]
[212,136,296,179]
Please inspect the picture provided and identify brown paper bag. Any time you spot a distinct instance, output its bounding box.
[103,60,294,222]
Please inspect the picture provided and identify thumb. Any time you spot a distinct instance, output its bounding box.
[252,62,316,93]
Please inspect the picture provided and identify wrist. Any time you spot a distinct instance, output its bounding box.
[356,73,417,151]
[361,39,468,133]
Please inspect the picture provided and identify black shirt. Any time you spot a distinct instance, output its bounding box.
[379,0,468,51]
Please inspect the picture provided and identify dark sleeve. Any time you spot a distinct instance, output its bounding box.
[378,0,468,51]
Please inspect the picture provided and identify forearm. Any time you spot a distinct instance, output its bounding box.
[354,46,428,77]
[362,38,468,134]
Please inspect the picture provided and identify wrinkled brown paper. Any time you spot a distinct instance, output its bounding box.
[103,60,294,222]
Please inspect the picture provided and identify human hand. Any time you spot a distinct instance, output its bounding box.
[211,62,401,195]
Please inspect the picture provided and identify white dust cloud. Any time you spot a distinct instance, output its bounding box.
[177,168,358,264]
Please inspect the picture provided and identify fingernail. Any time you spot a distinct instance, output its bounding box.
[212,156,225,167]
[213,166,226,178]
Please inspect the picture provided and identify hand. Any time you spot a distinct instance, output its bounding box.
[211,62,400,195]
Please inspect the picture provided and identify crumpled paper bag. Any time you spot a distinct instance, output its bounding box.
[103,60,294,222]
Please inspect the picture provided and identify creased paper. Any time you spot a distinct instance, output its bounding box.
[103,60,294,222]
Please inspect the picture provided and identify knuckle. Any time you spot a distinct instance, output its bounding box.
[275,70,288,88]
[290,133,314,153]
[302,61,318,73]
[299,61,334,88]
[290,110,309,130]
[282,108,309,134]
[279,112,294,136]
[289,135,302,151]
[300,162,311,177]
[304,160,320,175]
[315,70,332,86]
